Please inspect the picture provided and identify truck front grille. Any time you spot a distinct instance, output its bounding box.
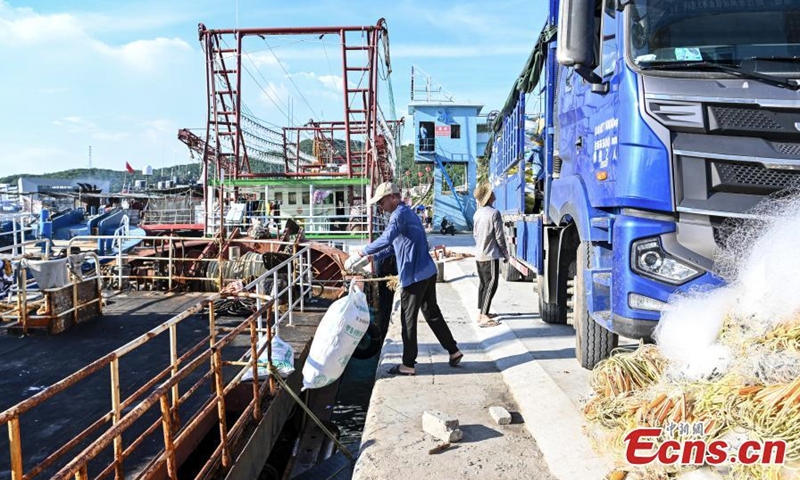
[710,106,784,132]
[775,142,800,157]
[713,161,800,192]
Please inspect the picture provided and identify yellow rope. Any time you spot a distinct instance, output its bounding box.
[267,364,355,463]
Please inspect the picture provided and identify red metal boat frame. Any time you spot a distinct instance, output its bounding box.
[197,20,389,183]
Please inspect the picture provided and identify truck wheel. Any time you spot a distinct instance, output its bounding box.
[572,242,618,369]
[501,260,523,282]
[537,276,566,324]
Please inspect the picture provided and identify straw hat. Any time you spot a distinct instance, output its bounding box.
[474,183,493,207]
[368,182,400,205]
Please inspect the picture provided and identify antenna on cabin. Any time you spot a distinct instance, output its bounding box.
[410,65,455,103]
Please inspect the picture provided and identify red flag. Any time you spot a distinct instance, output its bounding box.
[125,162,135,174]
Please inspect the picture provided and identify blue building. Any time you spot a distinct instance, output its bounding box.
[409,101,483,232]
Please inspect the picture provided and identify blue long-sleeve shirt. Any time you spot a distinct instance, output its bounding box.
[364,203,436,288]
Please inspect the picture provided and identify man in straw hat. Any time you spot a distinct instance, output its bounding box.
[472,183,509,327]
[347,182,463,375]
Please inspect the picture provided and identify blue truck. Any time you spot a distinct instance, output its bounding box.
[489,0,800,369]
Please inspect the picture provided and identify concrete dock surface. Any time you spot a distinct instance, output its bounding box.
[353,235,613,480]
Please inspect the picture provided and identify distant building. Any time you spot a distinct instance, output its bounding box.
[18,178,109,195]
[409,101,483,231]
[0,183,17,202]
[18,177,110,213]
[0,184,21,213]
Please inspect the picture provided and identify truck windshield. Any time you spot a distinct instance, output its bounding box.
[628,0,800,75]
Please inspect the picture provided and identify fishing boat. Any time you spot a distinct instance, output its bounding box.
[0,17,398,480]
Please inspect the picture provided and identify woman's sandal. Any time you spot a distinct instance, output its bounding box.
[449,352,464,367]
[387,365,415,376]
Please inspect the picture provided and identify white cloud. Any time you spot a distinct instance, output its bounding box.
[93,37,192,72]
[0,0,539,176]
[40,87,69,94]
[289,71,317,80]
[53,116,97,132]
[246,45,330,63]
[138,119,178,146]
[0,3,192,72]
[421,6,485,36]
[392,44,531,58]
[418,2,531,41]
[259,82,291,112]
[77,9,195,35]
[318,74,344,92]
[0,6,85,46]
[246,51,284,69]
[142,119,174,134]
[50,117,129,143]
[92,132,130,141]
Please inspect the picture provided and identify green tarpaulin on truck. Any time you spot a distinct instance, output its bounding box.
[486,24,556,157]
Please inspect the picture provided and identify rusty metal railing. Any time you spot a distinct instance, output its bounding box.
[61,235,318,294]
[0,252,103,333]
[0,244,313,480]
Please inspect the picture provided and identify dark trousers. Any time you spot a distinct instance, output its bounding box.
[476,259,500,315]
[399,274,458,368]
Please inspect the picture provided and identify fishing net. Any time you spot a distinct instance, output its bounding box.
[586,193,800,479]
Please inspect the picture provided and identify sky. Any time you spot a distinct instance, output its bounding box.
[0,0,546,176]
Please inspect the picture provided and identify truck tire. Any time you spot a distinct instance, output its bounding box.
[501,260,523,282]
[537,276,566,324]
[572,242,618,369]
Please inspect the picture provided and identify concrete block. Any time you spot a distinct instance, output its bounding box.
[436,261,445,282]
[489,406,512,426]
[434,426,463,443]
[422,410,463,442]
[423,410,459,429]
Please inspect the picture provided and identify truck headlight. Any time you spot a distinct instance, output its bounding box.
[631,238,702,285]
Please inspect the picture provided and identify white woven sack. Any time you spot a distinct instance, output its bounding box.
[241,334,295,381]
[302,282,370,390]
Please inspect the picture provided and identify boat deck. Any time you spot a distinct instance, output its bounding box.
[0,290,328,479]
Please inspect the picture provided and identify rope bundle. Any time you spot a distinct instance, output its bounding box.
[204,252,284,292]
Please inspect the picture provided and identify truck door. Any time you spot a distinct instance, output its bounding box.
[580,0,620,207]
[556,66,578,180]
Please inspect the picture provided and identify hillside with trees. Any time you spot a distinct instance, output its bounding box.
[0,141,475,194]
[0,164,203,194]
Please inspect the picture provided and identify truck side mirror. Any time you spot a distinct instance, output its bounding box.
[556,0,601,84]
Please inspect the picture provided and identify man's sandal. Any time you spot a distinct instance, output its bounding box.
[478,318,501,328]
[387,365,415,376]
[449,352,464,367]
